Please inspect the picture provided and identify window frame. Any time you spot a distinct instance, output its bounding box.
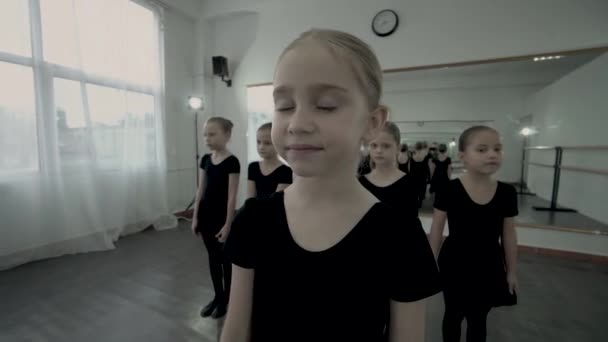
[0,0,165,176]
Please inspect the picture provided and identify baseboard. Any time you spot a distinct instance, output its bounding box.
[518,245,608,264]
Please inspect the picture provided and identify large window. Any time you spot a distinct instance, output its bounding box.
[0,0,162,174]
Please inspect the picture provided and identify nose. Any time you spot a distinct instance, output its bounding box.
[288,107,314,135]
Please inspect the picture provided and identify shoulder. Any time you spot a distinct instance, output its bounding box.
[200,154,211,168]
[226,155,241,170]
[497,181,516,193]
[227,154,240,164]
[497,181,517,198]
[248,161,259,171]
[358,174,372,188]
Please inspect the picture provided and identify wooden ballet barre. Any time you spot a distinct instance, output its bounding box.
[559,165,608,176]
[526,145,608,151]
[559,145,608,151]
[528,162,554,168]
[525,146,557,151]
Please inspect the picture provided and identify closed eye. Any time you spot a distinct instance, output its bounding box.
[317,106,337,112]
[276,107,294,112]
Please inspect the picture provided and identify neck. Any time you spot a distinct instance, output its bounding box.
[290,171,361,205]
[212,148,228,156]
[464,170,493,184]
[373,163,397,175]
[262,155,280,165]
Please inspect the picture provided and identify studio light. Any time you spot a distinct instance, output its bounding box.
[188,96,203,110]
[520,127,537,136]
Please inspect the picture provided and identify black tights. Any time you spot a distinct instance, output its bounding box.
[442,297,491,342]
[203,234,231,307]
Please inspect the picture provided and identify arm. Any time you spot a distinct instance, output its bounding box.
[191,170,206,232]
[389,299,426,342]
[276,183,290,192]
[224,173,240,227]
[246,180,257,200]
[447,165,453,179]
[502,217,518,288]
[429,209,447,258]
[220,265,254,342]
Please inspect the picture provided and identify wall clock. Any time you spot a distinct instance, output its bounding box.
[372,9,399,37]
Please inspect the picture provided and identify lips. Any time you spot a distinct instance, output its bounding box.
[287,144,323,151]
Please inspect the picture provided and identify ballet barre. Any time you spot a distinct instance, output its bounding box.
[525,146,576,212]
[525,145,608,212]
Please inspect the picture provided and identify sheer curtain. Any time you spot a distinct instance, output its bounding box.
[0,0,176,270]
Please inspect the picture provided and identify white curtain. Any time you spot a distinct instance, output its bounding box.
[0,0,176,270]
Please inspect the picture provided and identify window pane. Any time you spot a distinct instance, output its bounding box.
[125,2,159,86]
[40,0,81,68]
[0,0,31,56]
[54,78,91,166]
[86,84,156,168]
[0,62,37,172]
[41,0,159,87]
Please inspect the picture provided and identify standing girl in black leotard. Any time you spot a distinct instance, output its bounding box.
[398,143,410,174]
[191,116,240,319]
[359,122,418,219]
[221,29,440,342]
[430,143,452,196]
[429,126,519,342]
[410,142,430,208]
[247,122,292,199]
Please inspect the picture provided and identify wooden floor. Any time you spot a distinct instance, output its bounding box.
[1,223,607,342]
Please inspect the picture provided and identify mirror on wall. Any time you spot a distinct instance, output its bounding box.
[246,48,608,230]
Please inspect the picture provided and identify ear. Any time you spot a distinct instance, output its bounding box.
[362,105,388,144]
[457,151,465,161]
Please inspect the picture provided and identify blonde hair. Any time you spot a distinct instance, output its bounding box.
[206,116,234,135]
[258,122,272,132]
[382,121,401,146]
[279,29,383,110]
[458,125,498,152]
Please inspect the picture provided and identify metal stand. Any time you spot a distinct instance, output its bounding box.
[533,146,577,212]
[518,135,535,195]
[184,111,199,212]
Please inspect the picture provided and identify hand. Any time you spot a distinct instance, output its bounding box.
[507,271,518,294]
[191,219,199,236]
[215,224,230,243]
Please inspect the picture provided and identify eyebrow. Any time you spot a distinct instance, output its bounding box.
[273,83,349,98]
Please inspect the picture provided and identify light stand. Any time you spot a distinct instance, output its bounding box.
[518,127,535,196]
[184,96,203,213]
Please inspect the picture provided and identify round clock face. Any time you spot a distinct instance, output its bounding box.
[372,9,399,37]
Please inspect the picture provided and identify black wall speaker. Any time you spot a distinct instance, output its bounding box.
[212,56,229,77]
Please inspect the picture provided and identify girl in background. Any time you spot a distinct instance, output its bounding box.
[430,143,452,196]
[221,29,440,342]
[410,142,430,208]
[359,122,418,219]
[397,143,410,174]
[247,122,292,199]
[429,126,519,342]
[191,116,240,320]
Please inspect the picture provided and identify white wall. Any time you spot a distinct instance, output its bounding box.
[525,53,608,224]
[196,0,608,207]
